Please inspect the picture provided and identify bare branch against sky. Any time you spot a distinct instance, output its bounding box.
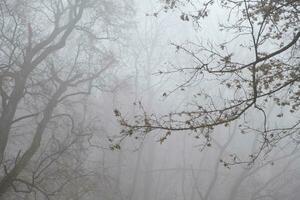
[0,0,299,199]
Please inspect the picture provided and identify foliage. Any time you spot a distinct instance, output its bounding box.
[116,0,300,164]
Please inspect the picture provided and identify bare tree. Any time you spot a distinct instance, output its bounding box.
[0,0,133,198]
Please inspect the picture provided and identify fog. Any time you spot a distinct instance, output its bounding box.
[0,0,299,199]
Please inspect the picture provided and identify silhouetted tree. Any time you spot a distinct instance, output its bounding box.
[0,0,133,198]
